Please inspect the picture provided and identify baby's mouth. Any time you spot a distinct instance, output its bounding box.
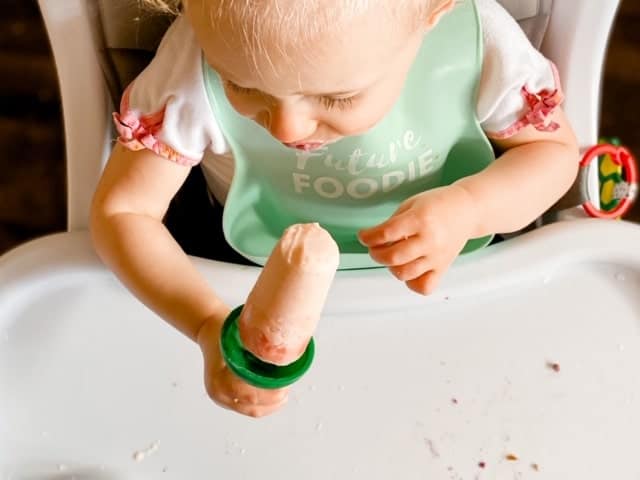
[284,142,326,152]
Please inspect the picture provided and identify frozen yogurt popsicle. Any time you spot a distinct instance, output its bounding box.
[238,223,339,366]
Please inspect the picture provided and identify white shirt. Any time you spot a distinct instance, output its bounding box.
[113,0,563,204]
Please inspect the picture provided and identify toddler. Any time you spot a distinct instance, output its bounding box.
[91,0,579,417]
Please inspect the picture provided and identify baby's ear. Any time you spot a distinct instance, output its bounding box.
[424,0,456,29]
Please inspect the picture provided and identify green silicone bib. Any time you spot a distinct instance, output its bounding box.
[203,0,494,269]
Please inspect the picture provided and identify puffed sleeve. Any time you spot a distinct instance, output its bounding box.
[112,15,228,165]
[476,0,564,139]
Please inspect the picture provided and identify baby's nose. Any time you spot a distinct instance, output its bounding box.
[266,105,317,144]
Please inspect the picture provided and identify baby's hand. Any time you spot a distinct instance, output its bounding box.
[197,316,289,417]
[358,185,477,295]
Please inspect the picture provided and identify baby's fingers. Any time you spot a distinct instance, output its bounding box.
[369,236,426,266]
[213,383,289,417]
[405,270,441,296]
[225,389,289,418]
[204,362,289,417]
[358,210,418,248]
[389,257,433,281]
[231,381,289,407]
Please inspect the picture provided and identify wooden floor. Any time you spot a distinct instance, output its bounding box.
[0,0,639,255]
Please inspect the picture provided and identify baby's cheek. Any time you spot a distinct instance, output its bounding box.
[329,100,392,137]
[225,93,259,119]
[331,111,386,138]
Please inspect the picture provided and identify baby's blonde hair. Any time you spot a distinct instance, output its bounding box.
[140,0,439,27]
[141,0,442,74]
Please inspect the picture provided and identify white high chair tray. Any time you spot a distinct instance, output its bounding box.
[1,219,639,479]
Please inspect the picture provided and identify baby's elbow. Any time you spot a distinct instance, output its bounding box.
[558,139,581,194]
[89,191,110,256]
[555,114,581,187]
[88,181,123,259]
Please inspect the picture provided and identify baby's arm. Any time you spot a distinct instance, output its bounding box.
[90,144,229,341]
[455,107,580,237]
[90,145,288,417]
[358,107,579,295]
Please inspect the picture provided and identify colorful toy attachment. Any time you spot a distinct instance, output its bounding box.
[579,141,638,219]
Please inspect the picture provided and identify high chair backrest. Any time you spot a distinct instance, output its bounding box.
[37,0,620,231]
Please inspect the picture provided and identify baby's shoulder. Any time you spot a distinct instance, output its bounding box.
[475,0,536,50]
[473,0,562,138]
[136,15,204,91]
[115,15,228,163]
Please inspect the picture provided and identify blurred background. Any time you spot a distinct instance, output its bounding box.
[0,0,639,255]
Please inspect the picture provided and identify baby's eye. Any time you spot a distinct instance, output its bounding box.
[318,95,355,111]
[225,81,255,95]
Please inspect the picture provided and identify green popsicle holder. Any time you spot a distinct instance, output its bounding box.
[220,305,315,389]
[202,0,495,269]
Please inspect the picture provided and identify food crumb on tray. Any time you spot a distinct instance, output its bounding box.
[132,441,160,462]
[546,361,560,372]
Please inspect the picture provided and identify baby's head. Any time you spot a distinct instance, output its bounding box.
[147,0,454,150]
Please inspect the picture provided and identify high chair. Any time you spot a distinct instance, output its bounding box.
[2,1,640,478]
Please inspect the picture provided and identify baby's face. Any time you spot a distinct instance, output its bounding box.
[187,0,430,151]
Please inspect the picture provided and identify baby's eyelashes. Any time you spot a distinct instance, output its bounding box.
[224,79,357,111]
[319,95,355,111]
[224,80,257,96]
